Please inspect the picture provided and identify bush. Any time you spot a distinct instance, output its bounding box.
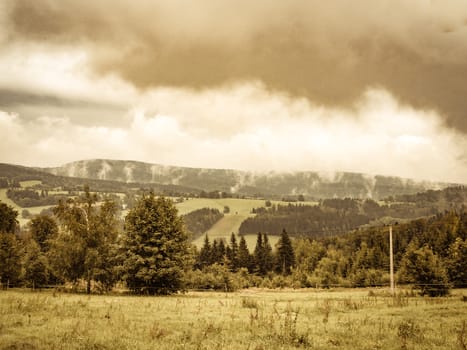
[184,265,251,291]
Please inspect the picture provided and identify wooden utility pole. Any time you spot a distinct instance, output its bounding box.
[389,225,395,295]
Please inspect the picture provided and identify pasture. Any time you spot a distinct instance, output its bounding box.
[0,288,465,349]
[177,198,316,247]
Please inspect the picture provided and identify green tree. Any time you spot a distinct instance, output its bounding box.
[23,240,49,289]
[0,201,18,234]
[293,238,326,273]
[227,233,239,271]
[445,237,467,286]
[275,229,295,275]
[217,239,226,264]
[398,243,450,296]
[237,236,252,271]
[120,193,190,295]
[28,215,58,252]
[49,187,119,293]
[253,233,273,275]
[263,234,274,272]
[197,234,212,269]
[0,231,22,288]
[311,249,347,287]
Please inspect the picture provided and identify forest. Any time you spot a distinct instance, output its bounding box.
[0,185,466,296]
[239,187,466,237]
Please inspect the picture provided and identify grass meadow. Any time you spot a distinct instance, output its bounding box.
[1,288,465,350]
[177,198,316,248]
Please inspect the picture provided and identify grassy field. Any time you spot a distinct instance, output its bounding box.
[177,198,263,248]
[178,198,317,248]
[0,189,54,227]
[0,288,465,350]
[19,180,42,188]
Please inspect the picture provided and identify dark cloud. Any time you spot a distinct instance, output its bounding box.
[6,0,467,132]
[0,88,127,127]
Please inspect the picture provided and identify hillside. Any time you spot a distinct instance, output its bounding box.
[42,159,454,200]
[0,163,200,196]
[238,187,467,238]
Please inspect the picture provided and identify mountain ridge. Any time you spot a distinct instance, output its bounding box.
[40,159,456,200]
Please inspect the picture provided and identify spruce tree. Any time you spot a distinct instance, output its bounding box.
[228,233,239,271]
[263,233,274,273]
[276,229,295,275]
[254,233,273,275]
[217,239,226,264]
[121,193,190,295]
[237,236,252,271]
[253,232,265,275]
[197,235,212,268]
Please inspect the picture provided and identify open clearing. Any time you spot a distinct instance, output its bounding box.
[177,198,317,247]
[0,288,465,350]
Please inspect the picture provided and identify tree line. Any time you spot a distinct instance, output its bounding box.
[239,187,466,237]
[195,230,294,276]
[0,188,466,295]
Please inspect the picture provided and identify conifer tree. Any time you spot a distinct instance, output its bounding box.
[237,235,252,271]
[197,235,212,268]
[263,233,274,273]
[253,232,264,275]
[211,239,220,264]
[276,229,295,275]
[254,233,273,275]
[228,233,239,271]
[120,193,190,294]
[217,239,226,264]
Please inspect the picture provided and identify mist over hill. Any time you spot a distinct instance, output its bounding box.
[42,159,453,200]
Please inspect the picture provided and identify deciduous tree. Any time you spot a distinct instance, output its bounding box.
[398,243,450,296]
[0,201,18,234]
[49,186,119,293]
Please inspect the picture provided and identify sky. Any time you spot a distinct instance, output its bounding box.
[0,0,466,183]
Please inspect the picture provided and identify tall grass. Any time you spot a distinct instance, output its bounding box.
[0,288,465,349]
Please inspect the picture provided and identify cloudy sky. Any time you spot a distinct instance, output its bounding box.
[0,0,466,183]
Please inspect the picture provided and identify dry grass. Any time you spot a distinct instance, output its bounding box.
[0,288,465,349]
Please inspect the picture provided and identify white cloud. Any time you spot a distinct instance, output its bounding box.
[0,43,137,106]
[0,84,466,183]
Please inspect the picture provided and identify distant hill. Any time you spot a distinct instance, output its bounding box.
[42,159,455,200]
[0,162,199,195]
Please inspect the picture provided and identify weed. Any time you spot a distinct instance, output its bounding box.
[341,297,362,310]
[318,299,332,324]
[388,293,409,308]
[458,320,466,350]
[241,297,259,309]
[397,319,421,350]
[1,342,37,350]
[277,307,310,348]
[148,321,169,340]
